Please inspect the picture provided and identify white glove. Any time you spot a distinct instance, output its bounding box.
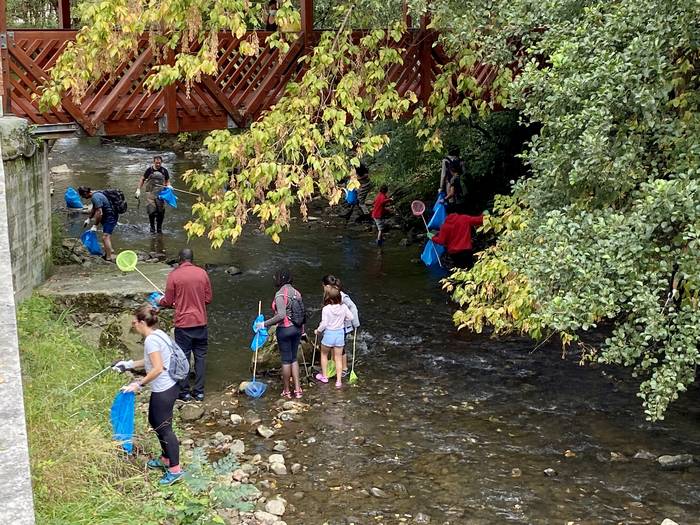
[90,225,97,232]
[83,218,91,228]
[112,360,134,373]
[135,188,141,199]
[121,381,142,393]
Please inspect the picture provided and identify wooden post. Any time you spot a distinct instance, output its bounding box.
[58,0,71,29]
[0,0,11,114]
[300,0,313,49]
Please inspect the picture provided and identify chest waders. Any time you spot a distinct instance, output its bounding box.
[145,171,166,233]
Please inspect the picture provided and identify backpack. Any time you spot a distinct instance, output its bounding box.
[284,288,307,328]
[153,333,190,382]
[101,189,128,215]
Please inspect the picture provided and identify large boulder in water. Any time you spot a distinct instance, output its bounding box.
[254,334,313,371]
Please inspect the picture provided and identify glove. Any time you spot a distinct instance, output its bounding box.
[427,232,435,239]
[135,188,141,199]
[121,381,142,393]
[482,210,490,216]
[90,225,97,232]
[83,218,91,228]
[255,321,265,332]
[112,360,134,373]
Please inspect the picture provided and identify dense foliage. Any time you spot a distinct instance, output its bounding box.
[40,0,700,419]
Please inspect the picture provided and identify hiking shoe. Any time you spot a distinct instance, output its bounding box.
[179,393,192,402]
[193,393,205,402]
[147,458,167,471]
[315,373,329,383]
[159,470,184,486]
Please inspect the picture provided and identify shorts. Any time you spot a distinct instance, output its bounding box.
[102,214,118,235]
[373,218,387,232]
[321,328,345,348]
[277,325,301,364]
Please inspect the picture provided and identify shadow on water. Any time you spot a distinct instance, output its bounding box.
[50,138,700,524]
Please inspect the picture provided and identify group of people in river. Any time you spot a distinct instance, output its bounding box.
[110,245,360,485]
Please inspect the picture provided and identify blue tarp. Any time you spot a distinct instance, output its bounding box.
[421,240,445,267]
[80,230,103,256]
[110,391,135,453]
[65,187,83,209]
[250,313,268,351]
[158,186,178,208]
[345,189,358,204]
[427,202,447,230]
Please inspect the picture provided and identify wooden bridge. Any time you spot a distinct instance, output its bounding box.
[0,1,498,137]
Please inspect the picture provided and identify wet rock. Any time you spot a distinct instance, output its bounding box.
[278,410,298,421]
[258,425,275,439]
[543,468,557,477]
[230,439,245,456]
[253,510,278,525]
[595,452,609,463]
[633,450,657,460]
[51,163,72,175]
[230,414,243,425]
[273,441,287,452]
[270,463,287,476]
[563,449,576,458]
[389,482,408,496]
[609,452,627,462]
[661,520,679,525]
[370,487,389,498]
[658,454,694,470]
[180,404,205,422]
[305,436,317,444]
[511,468,522,478]
[268,454,285,465]
[290,463,302,474]
[414,513,431,524]
[225,266,242,276]
[265,498,286,516]
[246,412,263,426]
[184,151,194,159]
[293,492,304,500]
[281,401,307,411]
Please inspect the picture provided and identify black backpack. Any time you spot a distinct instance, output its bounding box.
[284,288,307,328]
[101,189,128,215]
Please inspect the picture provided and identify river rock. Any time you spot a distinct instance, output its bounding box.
[281,401,307,411]
[230,439,245,456]
[265,498,286,516]
[633,450,657,460]
[543,468,557,477]
[230,414,243,425]
[290,463,302,474]
[661,520,679,525]
[657,454,694,470]
[270,463,287,476]
[414,513,431,524]
[50,163,72,175]
[511,468,522,478]
[370,487,389,498]
[180,404,205,422]
[225,266,242,276]
[232,469,247,482]
[246,412,262,425]
[273,441,287,452]
[268,454,285,465]
[258,425,275,438]
[253,510,278,525]
[278,410,298,421]
[389,482,408,496]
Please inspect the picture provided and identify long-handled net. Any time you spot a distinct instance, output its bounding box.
[116,250,164,293]
[349,329,359,385]
[245,301,267,398]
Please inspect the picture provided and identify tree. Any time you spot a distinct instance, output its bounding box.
[40,0,700,420]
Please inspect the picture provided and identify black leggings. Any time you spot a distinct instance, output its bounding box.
[148,384,180,467]
[277,325,301,364]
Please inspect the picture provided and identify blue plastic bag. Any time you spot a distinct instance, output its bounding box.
[427,202,447,230]
[250,313,268,351]
[420,240,445,267]
[345,189,358,204]
[158,186,178,208]
[80,230,103,256]
[147,291,164,308]
[110,391,135,453]
[65,187,83,209]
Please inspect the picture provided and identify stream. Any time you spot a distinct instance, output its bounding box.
[50,138,700,524]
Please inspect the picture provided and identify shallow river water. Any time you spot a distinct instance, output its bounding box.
[50,138,700,524]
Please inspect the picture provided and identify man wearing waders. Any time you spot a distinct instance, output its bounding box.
[136,156,171,234]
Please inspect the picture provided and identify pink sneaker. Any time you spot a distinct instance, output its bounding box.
[335,381,342,389]
[315,373,328,383]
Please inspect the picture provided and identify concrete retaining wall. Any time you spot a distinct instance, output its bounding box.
[0,116,37,523]
[1,117,52,302]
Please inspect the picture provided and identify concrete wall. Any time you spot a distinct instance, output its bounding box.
[1,117,52,302]
[0,117,37,523]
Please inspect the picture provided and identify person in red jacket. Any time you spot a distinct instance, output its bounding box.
[371,184,392,246]
[429,213,484,268]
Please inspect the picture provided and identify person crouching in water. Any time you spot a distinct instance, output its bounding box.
[321,274,359,377]
[315,286,354,388]
[113,306,184,485]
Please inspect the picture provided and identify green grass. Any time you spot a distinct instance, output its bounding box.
[17,295,161,525]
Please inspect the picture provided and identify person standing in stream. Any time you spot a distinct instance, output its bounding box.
[159,248,212,402]
[78,186,120,262]
[135,155,171,234]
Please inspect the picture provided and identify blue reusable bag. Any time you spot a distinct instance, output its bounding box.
[65,187,83,209]
[250,314,269,351]
[433,192,446,212]
[427,202,447,230]
[110,391,135,453]
[345,189,358,204]
[80,230,103,256]
[157,187,178,208]
[420,240,445,267]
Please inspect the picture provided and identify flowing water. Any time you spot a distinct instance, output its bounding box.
[50,138,700,524]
